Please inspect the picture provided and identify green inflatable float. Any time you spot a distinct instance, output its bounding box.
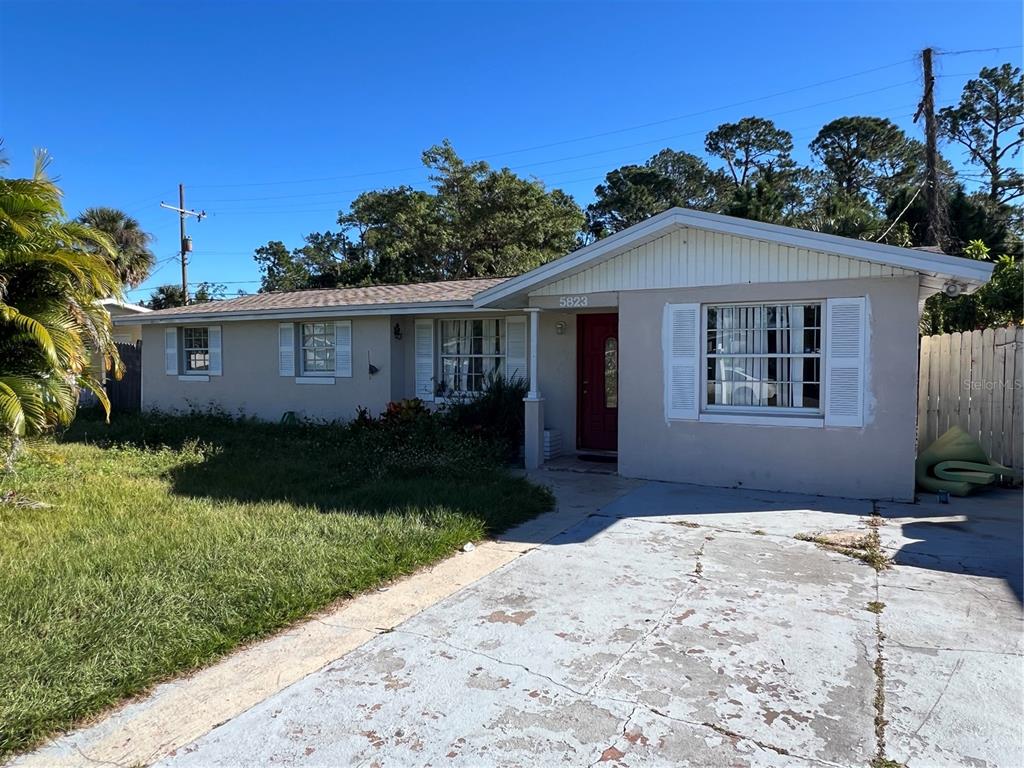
[916,426,1022,496]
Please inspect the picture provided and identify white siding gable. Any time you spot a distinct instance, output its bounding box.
[530,227,915,296]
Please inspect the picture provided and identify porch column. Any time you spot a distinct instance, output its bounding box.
[523,308,544,470]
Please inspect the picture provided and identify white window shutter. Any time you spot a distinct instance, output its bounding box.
[164,328,178,375]
[278,323,295,377]
[334,320,352,377]
[663,303,700,421]
[505,315,527,384]
[414,319,435,401]
[208,326,222,375]
[825,297,866,427]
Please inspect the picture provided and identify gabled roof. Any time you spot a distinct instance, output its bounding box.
[124,278,509,325]
[473,207,995,308]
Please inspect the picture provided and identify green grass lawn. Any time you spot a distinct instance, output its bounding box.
[0,411,552,759]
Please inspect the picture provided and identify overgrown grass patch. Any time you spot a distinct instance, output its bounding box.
[0,410,552,758]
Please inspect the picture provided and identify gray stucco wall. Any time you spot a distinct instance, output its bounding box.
[142,317,393,421]
[616,276,920,500]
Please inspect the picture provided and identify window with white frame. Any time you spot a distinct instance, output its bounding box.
[705,303,822,412]
[439,318,505,395]
[182,327,210,372]
[300,322,335,374]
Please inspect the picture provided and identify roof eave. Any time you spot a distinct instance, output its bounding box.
[119,299,498,326]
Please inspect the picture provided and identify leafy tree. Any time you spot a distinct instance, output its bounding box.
[340,187,442,284]
[146,284,187,310]
[0,150,122,465]
[705,116,794,188]
[585,165,680,238]
[886,183,1015,256]
[76,207,155,288]
[329,140,583,284]
[939,63,1024,205]
[647,148,729,210]
[920,240,1022,334]
[810,117,925,206]
[194,282,226,302]
[253,240,312,292]
[585,150,729,237]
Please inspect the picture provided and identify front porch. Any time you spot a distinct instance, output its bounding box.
[522,305,620,470]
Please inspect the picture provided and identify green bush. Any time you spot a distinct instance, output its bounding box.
[442,374,528,463]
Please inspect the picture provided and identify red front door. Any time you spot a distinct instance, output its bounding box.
[577,313,619,451]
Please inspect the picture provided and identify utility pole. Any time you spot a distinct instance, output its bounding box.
[160,184,206,304]
[914,47,943,249]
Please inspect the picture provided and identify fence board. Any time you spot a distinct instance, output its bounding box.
[1014,328,1024,470]
[992,327,1007,466]
[918,325,1022,472]
[918,335,931,448]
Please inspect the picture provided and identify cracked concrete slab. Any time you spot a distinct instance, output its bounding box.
[154,484,897,768]
[884,645,1023,767]
[17,478,1021,767]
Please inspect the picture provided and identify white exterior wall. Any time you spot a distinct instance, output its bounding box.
[531,227,915,296]
[616,276,921,500]
[141,317,393,421]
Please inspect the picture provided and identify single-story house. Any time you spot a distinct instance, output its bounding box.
[82,299,151,404]
[117,208,993,500]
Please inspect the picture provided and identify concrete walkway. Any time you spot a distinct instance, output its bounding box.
[14,475,1022,767]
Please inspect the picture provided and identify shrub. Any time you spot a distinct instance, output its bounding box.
[443,374,528,463]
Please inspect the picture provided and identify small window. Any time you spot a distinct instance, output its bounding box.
[705,303,822,412]
[300,322,335,375]
[182,327,210,372]
[604,337,618,408]
[439,319,505,395]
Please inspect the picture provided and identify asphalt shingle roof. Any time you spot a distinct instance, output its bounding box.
[138,277,510,320]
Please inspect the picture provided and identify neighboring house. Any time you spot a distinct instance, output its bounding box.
[82,299,151,401]
[118,208,993,500]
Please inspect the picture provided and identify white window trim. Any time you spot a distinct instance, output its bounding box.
[698,412,824,428]
[182,326,212,375]
[438,318,508,396]
[298,322,337,377]
[295,376,336,385]
[697,301,825,428]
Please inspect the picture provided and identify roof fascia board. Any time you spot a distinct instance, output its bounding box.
[120,301,501,326]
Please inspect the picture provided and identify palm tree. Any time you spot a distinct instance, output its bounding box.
[0,149,123,466]
[77,206,155,288]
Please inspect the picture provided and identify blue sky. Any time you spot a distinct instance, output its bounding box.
[1,1,1020,301]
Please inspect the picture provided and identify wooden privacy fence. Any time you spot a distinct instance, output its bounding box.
[918,326,1023,471]
[105,341,142,413]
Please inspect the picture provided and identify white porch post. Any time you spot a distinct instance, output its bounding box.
[523,308,544,470]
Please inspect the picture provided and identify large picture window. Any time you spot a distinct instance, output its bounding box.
[440,319,504,395]
[182,327,210,372]
[705,303,822,412]
[301,322,335,374]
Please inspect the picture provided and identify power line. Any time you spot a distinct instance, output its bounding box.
[189,58,921,190]
[197,97,919,209]
[934,44,1023,57]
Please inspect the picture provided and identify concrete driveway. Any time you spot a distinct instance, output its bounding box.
[151,473,1022,768]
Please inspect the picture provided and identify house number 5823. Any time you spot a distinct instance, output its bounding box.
[558,295,589,308]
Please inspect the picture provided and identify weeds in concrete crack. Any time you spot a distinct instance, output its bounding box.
[870,573,907,768]
[866,601,886,614]
[795,514,890,572]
